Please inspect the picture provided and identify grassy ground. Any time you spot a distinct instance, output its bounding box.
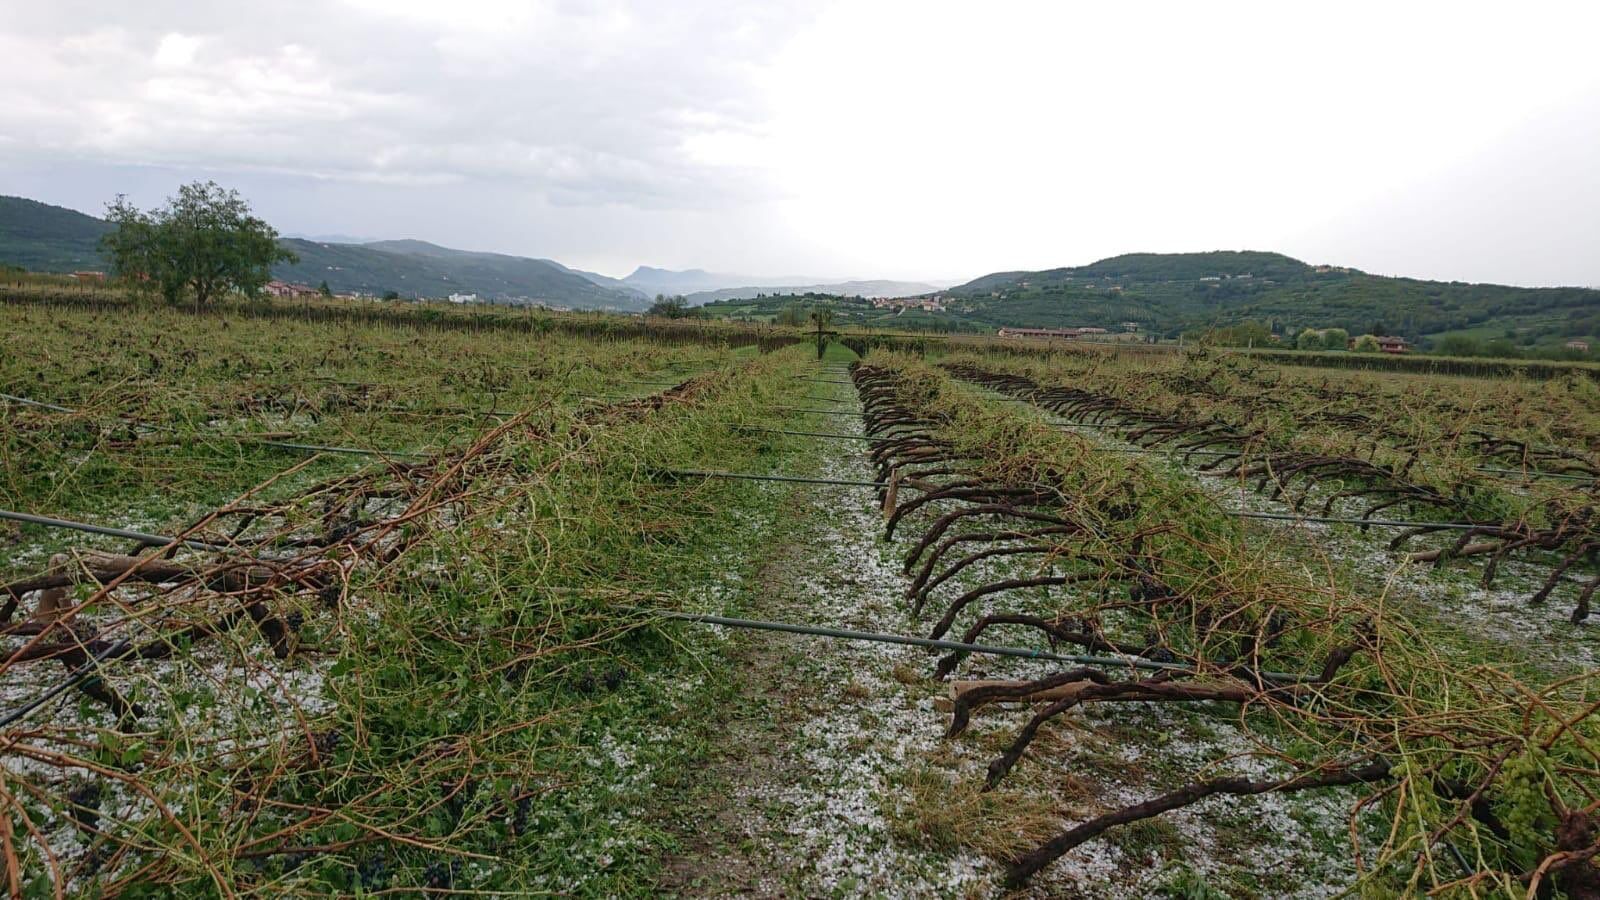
[7,302,1600,897]
[0,303,737,533]
[0,302,841,895]
[641,357,1365,898]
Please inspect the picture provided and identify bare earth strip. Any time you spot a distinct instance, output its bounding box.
[652,374,1359,898]
[653,421,992,897]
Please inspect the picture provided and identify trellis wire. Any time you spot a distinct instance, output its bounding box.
[658,469,1487,530]
[647,610,1308,683]
[0,508,231,550]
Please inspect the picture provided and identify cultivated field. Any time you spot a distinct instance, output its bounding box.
[3,301,1600,897]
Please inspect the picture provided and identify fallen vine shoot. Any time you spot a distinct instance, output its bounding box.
[4,299,1600,896]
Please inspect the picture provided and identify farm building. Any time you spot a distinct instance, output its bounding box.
[1374,335,1409,353]
[1566,339,1590,352]
[996,326,1109,340]
[264,279,319,298]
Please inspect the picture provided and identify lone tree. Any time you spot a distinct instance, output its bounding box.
[648,294,691,318]
[100,181,296,309]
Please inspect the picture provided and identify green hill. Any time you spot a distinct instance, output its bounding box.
[0,196,111,270]
[358,240,642,299]
[278,239,648,309]
[946,251,1600,348]
[0,196,647,310]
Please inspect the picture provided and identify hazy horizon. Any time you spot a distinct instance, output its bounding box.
[4,1,1598,288]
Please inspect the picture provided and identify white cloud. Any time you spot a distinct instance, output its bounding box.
[1,0,1597,283]
[152,32,200,67]
[740,0,1600,281]
[0,2,802,199]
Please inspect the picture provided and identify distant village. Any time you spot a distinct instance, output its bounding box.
[58,270,581,310]
[259,280,572,311]
[868,296,946,312]
[990,321,1414,352]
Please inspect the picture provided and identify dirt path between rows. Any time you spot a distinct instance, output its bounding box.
[649,369,1360,899]
[651,375,994,897]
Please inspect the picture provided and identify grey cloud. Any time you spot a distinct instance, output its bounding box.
[6,2,1598,286]
[0,1,814,210]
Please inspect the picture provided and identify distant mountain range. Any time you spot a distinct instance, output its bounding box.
[283,232,384,244]
[684,280,944,305]
[622,266,948,306]
[622,266,840,300]
[0,195,945,313]
[5,194,1594,349]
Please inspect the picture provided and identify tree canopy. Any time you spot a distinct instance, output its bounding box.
[1184,319,1273,348]
[100,181,296,308]
[647,294,692,318]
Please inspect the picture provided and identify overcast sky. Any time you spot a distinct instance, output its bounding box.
[3,1,1598,285]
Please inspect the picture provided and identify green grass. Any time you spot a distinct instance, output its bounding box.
[0,302,736,553]
[7,296,1599,897]
[856,350,1600,896]
[0,299,843,896]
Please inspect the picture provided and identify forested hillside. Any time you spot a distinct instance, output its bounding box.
[276,239,649,309]
[946,251,1600,348]
[0,196,648,310]
[0,196,111,270]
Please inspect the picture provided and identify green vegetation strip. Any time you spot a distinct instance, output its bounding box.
[862,351,1600,893]
[962,383,1599,484]
[742,425,1597,487]
[1,301,742,535]
[1,334,871,895]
